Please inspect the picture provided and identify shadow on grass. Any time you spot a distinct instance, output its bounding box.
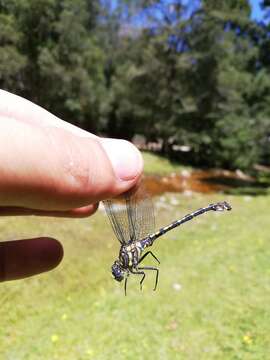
[200,175,270,196]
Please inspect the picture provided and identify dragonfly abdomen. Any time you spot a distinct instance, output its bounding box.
[139,202,231,246]
[139,236,154,249]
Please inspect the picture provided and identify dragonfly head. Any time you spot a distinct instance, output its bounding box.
[111,260,125,282]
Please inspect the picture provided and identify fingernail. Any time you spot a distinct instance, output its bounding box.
[101,139,143,181]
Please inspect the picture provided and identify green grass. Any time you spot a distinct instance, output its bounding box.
[142,151,189,175]
[0,192,270,359]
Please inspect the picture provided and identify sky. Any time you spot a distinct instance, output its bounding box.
[250,0,265,21]
[108,0,266,23]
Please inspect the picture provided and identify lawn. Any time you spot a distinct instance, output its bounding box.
[0,154,269,359]
[142,151,189,175]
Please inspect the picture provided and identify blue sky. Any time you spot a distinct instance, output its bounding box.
[250,0,264,20]
[108,0,266,22]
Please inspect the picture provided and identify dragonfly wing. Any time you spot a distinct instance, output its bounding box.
[103,198,131,244]
[128,185,155,241]
[103,184,155,244]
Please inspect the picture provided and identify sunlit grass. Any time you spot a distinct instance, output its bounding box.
[142,151,189,175]
[0,191,270,359]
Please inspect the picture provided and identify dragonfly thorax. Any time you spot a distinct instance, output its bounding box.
[112,242,144,282]
[121,242,143,267]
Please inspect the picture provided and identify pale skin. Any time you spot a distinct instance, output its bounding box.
[0,90,143,282]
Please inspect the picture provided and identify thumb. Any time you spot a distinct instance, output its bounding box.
[0,119,143,211]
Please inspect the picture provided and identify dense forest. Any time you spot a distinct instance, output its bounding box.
[1,0,270,170]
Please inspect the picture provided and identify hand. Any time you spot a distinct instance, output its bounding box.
[0,90,143,281]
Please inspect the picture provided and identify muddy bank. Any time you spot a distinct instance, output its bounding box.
[143,169,255,196]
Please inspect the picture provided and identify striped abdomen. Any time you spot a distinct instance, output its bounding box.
[139,202,231,249]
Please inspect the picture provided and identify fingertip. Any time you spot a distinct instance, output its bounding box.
[0,237,64,281]
[59,137,144,205]
[37,237,64,272]
[100,138,144,181]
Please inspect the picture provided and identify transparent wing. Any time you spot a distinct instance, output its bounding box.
[103,185,155,244]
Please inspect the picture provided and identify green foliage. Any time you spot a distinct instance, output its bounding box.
[0,6,26,90]
[0,0,105,131]
[178,1,266,169]
[0,0,270,169]
[19,0,105,131]
[99,0,269,170]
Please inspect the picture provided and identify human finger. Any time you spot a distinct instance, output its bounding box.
[0,237,63,281]
[0,89,94,138]
[0,119,143,210]
[0,203,98,218]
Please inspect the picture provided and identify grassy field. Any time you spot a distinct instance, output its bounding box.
[142,151,189,175]
[0,154,270,359]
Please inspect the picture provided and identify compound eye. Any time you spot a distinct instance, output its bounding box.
[113,270,124,282]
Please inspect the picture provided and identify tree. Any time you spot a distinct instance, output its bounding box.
[0,0,106,131]
[0,1,26,91]
[18,0,106,131]
[101,1,190,145]
[1,0,269,170]
[102,0,266,169]
[172,0,266,169]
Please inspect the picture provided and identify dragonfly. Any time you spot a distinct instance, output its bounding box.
[103,186,231,295]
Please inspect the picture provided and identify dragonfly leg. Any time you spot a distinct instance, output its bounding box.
[138,251,160,265]
[140,273,146,291]
[138,266,159,291]
[130,268,146,291]
[124,277,128,296]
